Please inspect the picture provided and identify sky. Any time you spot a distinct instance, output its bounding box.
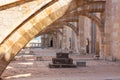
[29,36,41,43]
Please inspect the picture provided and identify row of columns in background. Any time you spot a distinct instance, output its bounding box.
[51,0,120,60]
[40,16,98,56]
[41,34,54,48]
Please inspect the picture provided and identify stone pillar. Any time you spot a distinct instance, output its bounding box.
[105,0,120,60]
[70,22,79,53]
[58,33,62,49]
[91,16,96,55]
[76,34,80,54]
[56,32,59,49]
[0,59,8,77]
[41,37,43,47]
[74,32,79,53]
[71,31,75,52]
[54,33,57,48]
[104,0,112,59]
[65,27,70,51]
[41,35,45,48]
[100,12,106,59]
[78,16,86,54]
[61,28,66,51]
[84,18,92,54]
[0,52,14,76]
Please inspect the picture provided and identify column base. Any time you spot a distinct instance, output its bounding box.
[0,77,3,80]
[105,56,116,62]
[93,55,100,60]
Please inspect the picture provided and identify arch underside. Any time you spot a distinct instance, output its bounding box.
[41,0,105,36]
[41,11,103,37]
[0,0,72,76]
[0,0,105,76]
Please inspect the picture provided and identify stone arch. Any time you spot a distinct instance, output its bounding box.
[0,0,34,11]
[50,22,78,35]
[40,29,63,36]
[0,0,55,45]
[65,11,103,34]
[58,16,78,22]
[79,12,103,33]
[42,17,78,36]
[0,0,72,76]
[63,22,78,35]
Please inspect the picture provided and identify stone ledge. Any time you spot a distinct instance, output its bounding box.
[49,63,76,68]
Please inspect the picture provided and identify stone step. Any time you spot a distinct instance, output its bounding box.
[49,64,76,68]
[52,58,73,64]
[56,52,69,58]
[76,61,86,67]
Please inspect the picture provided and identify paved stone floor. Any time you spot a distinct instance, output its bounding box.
[1,48,120,80]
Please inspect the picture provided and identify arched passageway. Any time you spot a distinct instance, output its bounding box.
[0,0,73,76]
[38,0,105,56]
[0,0,107,77]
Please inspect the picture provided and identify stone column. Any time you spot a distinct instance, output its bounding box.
[74,32,79,53]
[105,0,120,60]
[71,31,75,52]
[104,0,112,59]
[0,58,9,77]
[70,22,79,53]
[91,17,96,55]
[78,16,86,54]
[56,32,59,49]
[76,34,80,54]
[61,28,66,51]
[0,51,16,76]
[99,12,106,59]
[54,33,57,48]
[58,33,62,49]
[41,35,45,48]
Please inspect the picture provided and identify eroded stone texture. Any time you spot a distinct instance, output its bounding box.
[78,16,86,54]
[105,0,120,60]
[110,0,120,59]
[1,0,120,77]
[0,0,72,76]
[104,0,112,58]
[0,0,51,44]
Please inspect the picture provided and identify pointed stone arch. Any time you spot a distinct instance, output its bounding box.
[49,22,78,36]
[0,0,72,76]
[63,22,78,35]
[40,16,79,36]
[65,11,104,34]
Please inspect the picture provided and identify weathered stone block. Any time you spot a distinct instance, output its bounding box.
[36,56,43,61]
[49,52,76,68]
[76,61,86,67]
[56,52,69,58]
[49,64,76,68]
[52,58,73,64]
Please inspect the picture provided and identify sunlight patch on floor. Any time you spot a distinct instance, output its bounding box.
[6,66,14,69]
[17,62,33,65]
[5,73,31,79]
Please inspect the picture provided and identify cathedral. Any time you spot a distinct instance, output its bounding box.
[0,0,120,79]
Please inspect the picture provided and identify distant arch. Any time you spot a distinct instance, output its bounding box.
[65,10,104,33]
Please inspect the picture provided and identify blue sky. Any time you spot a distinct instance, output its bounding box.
[30,36,41,43]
